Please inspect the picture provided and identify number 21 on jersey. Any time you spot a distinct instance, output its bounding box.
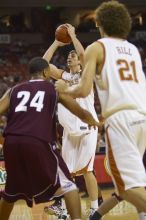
[117,59,138,83]
[15,91,45,112]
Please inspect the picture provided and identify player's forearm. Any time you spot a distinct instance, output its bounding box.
[70,34,84,63]
[43,41,59,63]
[66,84,85,98]
[67,81,90,98]
[55,79,89,98]
[80,109,98,125]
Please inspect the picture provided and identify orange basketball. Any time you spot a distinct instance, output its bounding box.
[55,24,72,43]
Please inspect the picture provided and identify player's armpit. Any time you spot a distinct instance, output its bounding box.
[58,93,99,128]
[49,64,64,80]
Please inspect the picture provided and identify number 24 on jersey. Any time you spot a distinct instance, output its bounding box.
[15,91,45,112]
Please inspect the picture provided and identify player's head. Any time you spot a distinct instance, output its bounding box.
[95,1,132,39]
[28,57,50,79]
[67,50,81,68]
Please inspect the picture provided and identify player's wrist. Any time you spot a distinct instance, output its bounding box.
[70,33,77,40]
[54,40,60,47]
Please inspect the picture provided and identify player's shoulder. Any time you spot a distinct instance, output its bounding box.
[9,81,28,97]
[86,41,104,54]
[41,79,56,90]
[85,41,104,63]
[11,81,27,91]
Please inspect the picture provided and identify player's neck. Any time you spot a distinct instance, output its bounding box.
[103,33,125,41]
[31,75,44,80]
[69,66,81,74]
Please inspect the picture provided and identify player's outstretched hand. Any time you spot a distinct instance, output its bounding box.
[55,79,69,93]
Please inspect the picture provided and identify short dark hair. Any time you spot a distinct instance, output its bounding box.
[68,50,79,59]
[69,50,76,54]
[95,1,132,39]
[28,57,49,75]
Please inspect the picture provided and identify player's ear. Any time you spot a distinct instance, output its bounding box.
[42,70,46,79]
[43,68,50,79]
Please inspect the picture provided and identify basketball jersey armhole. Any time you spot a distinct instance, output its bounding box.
[61,70,66,79]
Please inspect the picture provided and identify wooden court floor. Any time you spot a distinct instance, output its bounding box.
[8,187,139,220]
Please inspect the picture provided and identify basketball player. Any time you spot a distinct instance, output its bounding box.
[43,23,102,219]
[0,57,99,220]
[55,2,146,220]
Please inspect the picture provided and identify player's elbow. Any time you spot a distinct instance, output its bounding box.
[78,88,90,98]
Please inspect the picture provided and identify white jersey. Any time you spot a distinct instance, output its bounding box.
[96,38,146,118]
[58,71,98,136]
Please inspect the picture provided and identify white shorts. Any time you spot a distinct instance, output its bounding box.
[105,110,146,193]
[62,128,98,176]
[52,166,77,199]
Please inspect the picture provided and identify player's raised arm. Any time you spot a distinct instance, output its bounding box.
[65,23,85,66]
[43,40,65,80]
[58,93,100,128]
[0,89,10,115]
[43,40,67,64]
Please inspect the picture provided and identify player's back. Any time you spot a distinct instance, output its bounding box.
[4,79,57,143]
[96,38,146,118]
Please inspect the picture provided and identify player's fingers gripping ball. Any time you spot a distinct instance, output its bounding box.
[55,24,72,43]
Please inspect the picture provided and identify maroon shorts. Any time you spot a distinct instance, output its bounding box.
[1,135,72,207]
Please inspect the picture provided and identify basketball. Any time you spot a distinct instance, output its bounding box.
[55,24,72,43]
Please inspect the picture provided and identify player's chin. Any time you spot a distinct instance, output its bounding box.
[67,63,72,67]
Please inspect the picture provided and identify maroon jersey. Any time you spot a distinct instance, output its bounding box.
[4,79,58,143]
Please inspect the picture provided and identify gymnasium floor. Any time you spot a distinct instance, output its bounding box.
[8,187,139,220]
